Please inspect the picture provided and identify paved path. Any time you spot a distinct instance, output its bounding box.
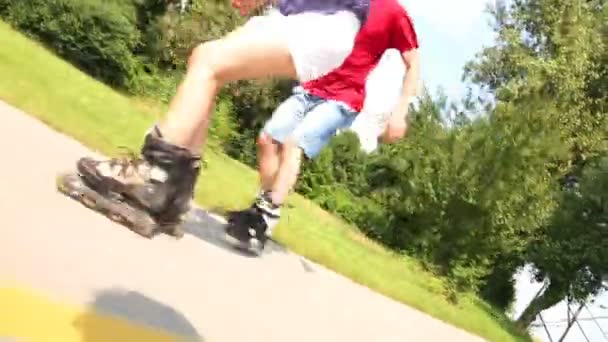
[0,100,485,342]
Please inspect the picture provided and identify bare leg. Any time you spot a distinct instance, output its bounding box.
[270,139,303,205]
[159,26,297,154]
[257,132,281,191]
[225,134,293,247]
[227,138,300,242]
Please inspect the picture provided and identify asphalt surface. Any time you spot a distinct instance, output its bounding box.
[0,100,485,342]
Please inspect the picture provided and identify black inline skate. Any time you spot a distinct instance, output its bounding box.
[225,191,280,255]
[57,126,201,238]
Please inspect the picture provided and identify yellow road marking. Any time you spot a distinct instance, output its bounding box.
[0,286,190,342]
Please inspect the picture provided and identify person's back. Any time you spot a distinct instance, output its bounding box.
[277,0,370,24]
[302,0,419,113]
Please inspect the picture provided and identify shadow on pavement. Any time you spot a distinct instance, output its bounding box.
[73,288,203,341]
[182,207,289,258]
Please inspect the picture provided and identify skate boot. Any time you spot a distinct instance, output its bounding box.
[58,126,201,238]
[225,189,265,222]
[225,191,280,255]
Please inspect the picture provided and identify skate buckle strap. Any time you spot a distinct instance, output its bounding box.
[100,146,150,179]
[255,196,281,219]
[149,166,169,183]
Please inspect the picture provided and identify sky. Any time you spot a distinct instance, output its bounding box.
[399,0,497,100]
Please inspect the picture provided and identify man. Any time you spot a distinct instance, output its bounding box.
[66,0,372,234]
[224,0,420,252]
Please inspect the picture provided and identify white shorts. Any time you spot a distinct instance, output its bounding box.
[243,8,361,82]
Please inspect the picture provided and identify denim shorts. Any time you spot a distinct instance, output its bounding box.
[262,88,357,159]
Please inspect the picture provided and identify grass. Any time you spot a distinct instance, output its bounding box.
[0,20,531,342]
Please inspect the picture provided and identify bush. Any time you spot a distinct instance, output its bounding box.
[479,259,519,311]
[0,1,8,15]
[140,0,242,71]
[0,0,144,90]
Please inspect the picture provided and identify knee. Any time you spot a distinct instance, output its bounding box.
[282,137,302,159]
[257,132,272,146]
[257,132,275,149]
[282,136,298,150]
[187,41,225,84]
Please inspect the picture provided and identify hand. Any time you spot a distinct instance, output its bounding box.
[381,113,407,144]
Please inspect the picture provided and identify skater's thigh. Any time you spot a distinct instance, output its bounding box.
[289,101,357,159]
[209,14,297,82]
[262,91,317,144]
[213,9,360,83]
[285,11,361,82]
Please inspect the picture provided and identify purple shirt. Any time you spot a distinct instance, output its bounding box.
[277,0,370,24]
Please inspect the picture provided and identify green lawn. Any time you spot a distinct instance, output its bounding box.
[0,20,531,342]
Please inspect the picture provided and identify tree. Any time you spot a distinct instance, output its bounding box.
[356,88,565,293]
[463,0,607,311]
[517,156,608,328]
[465,0,607,171]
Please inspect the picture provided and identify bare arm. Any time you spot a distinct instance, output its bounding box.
[381,48,420,143]
[395,48,420,121]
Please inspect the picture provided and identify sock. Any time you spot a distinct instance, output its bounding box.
[255,190,281,235]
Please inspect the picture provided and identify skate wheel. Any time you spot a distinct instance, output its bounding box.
[129,215,157,238]
[248,239,264,256]
[108,212,124,224]
[81,195,97,209]
[171,227,185,239]
[223,225,265,256]
[56,172,78,197]
[160,224,184,239]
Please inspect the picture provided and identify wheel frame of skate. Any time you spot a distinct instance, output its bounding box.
[224,219,267,256]
[56,171,185,239]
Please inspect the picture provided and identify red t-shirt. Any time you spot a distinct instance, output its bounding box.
[301,0,419,112]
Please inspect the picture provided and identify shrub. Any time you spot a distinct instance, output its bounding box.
[0,0,143,90]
